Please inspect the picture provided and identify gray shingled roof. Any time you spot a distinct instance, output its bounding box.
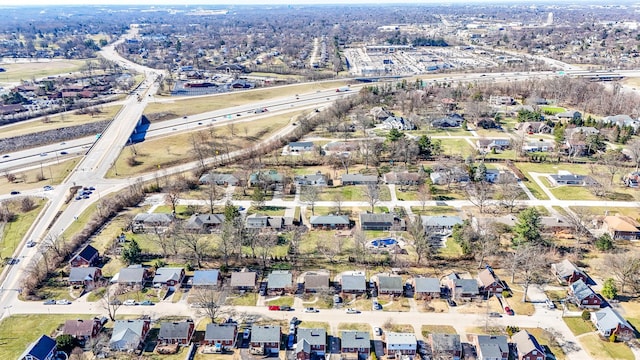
[570,279,596,302]
[251,325,281,343]
[69,267,99,282]
[205,324,237,341]
[414,278,440,293]
[341,331,370,349]
[341,274,366,291]
[552,259,584,279]
[192,270,220,286]
[267,270,292,289]
[592,307,632,333]
[158,321,192,340]
[430,333,461,353]
[297,328,326,347]
[476,335,508,359]
[512,330,544,357]
[153,267,184,284]
[378,275,403,292]
[453,278,479,295]
[309,215,350,225]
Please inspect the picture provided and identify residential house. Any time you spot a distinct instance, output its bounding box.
[19,335,57,360]
[551,259,589,285]
[382,116,416,130]
[288,141,315,153]
[230,271,257,291]
[359,213,406,231]
[68,267,102,289]
[341,174,378,185]
[429,333,461,360]
[431,115,463,128]
[413,277,441,299]
[369,107,392,121]
[303,272,330,293]
[153,267,185,289]
[215,64,246,74]
[203,324,237,349]
[624,171,640,188]
[386,332,417,357]
[245,213,291,231]
[69,244,99,267]
[340,272,367,294]
[517,121,551,134]
[295,172,328,186]
[309,215,351,230]
[601,114,640,131]
[422,216,463,234]
[564,126,599,156]
[445,273,479,300]
[184,213,225,233]
[489,95,515,106]
[192,270,221,289]
[158,320,195,346]
[110,319,151,352]
[556,110,582,122]
[376,274,403,296]
[476,138,511,152]
[569,279,603,309]
[296,339,312,360]
[249,170,283,187]
[267,270,293,294]
[477,268,506,296]
[132,213,174,232]
[297,328,327,355]
[511,330,546,360]
[250,325,281,355]
[383,171,423,186]
[547,171,595,186]
[199,172,239,186]
[340,331,370,358]
[591,307,636,341]
[522,140,554,153]
[63,318,105,345]
[430,167,469,185]
[110,265,149,287]
[602,215,640,240]
[473,335,509,360]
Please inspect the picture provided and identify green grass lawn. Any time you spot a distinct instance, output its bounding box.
[579,333,633,360]
[549,186,599,201]
[564,317,596,336]
[0,314,97,359]
[226,293,259,306]
[410,206,459,216]
[378,297,411,312]
[421,325,457,337]
[61,201,98,240]
[439,237,463,258]
[0,59,86,83]
[521,328,566,360]
[338,322,371,333]
[249,206,287,216]
[384,323,415,333]
[438,138,475,157]
[265,296,294,307]
[522,178,550,200]
[298,321,331,332]
[0,198,45,263]
[540,106,566,115]
[317,185,391,202]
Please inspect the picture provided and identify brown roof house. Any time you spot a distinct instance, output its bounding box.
[602,215,640,240]
[512,330,545,360]
[477,268,507,296]
[63,318,105,345]
[230,270,257,291]
[551,259,588,285]
[303,271,330,293]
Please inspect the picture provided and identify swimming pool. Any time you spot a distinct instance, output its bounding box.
[369,238,398,247]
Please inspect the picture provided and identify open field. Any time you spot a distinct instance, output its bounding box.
[579,333,633,360]
[563,317,595,336]
[0,158,80,194]
[0,105,122,139]
[107,111,298,178]
[0,59,87,84]
[0,314,96,359]
[438,138,475,157]
[148,80,348,117]
[0,198,45,265]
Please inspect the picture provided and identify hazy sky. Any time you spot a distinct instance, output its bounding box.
[1,0,537,5]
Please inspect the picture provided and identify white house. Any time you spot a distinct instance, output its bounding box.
[386,332,417,356]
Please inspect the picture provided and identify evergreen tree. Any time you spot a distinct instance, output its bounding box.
[122,239,142,265]
[513,208,543,245]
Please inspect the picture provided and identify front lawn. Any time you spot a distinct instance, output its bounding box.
[338,322,371,333]
[378,297,410,312]
[421,325,457,337]
[579,333,633,360]
[265,296,294,307]
[563,317,595,336]
[439,237,463,258]
[226,293,259,306]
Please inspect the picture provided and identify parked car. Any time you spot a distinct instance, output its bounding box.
[139,300,154,306]
[372,301,382,310]
[6,258,18,265]
[447,299,457,307]
[268,305,280,311]
[123,299,137,306]
[505,306,514,315]
[304,307,319,313]
[243,328,251,340]
[546,299,556,309]
[43,185,53,191]
[290,317,298,325]
[109,299,122,305]
[345,308,360,314]
[56,299,71,305]
[43,299,55,305]
[60,151,68,155]
[374,327,383,336]
[26,240,36,248]
[10,191,20,195]
[279,306,292,311]
[489,312,502,318]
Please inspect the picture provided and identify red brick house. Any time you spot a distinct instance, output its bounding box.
[340,331,370,359]
[551,259,588,285]
[477,268,506,296]
[297,328,327,355]
[69,244,99,267]
[569,279,603,309]
[63,318,104,344]
[157,320,195,346]
[592,307,636,341]
[296,339,312,360]
[250,325,281,355]
[512,330,546,360]
[203,324,237,349]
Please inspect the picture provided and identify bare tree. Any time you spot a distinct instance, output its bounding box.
[301,185,322,216]
[352,228,368,264]
[145,225,169,259]
[364,182,381,213]
[495,177,525,213]
[332,192,345,215]
[164,184,182,214]
[20,197,36,212]
[256,232,278,269]
[176,225,209,268]
[513,244,549,302]
[192,287,224,323]
[101,285,125,321]
[464,181,494,214]
[407,216,432,265]
[417,183,431,211]
[606,252,640,294]
[563,208,593,246]
[205,181,222,213]
[626,138,640,172]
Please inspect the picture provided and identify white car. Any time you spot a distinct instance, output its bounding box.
[243,328,251,340]
[345,308,360,314]
[304,307,319,313]
[56,299,71,305]
[123,299,137,306]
